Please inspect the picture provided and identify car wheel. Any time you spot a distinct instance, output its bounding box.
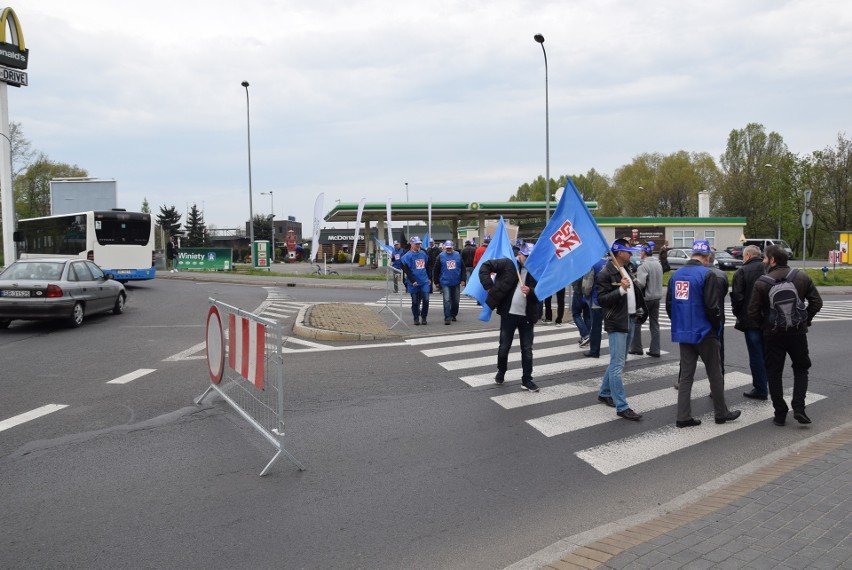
[69,302,85,328]
[113,293,126,315]
[0,319,10,329]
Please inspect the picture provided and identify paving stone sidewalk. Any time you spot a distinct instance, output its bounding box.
[295,302,407,341]
[540,424,852,570]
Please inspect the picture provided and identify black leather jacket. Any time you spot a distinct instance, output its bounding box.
[479,257,543,323]
[730,256,765,330]
[595,259,648,333]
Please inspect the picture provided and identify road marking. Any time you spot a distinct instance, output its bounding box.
[0,404,69,432]
[491,363,683,410]
[527,372,752,437]
[576,390,828,474]
[163,341,206,362]
[106,368,157,385]
[420,330,582,357]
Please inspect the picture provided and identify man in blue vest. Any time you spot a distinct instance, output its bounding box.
[433,240,465,324]
[391,240,404,293]
[400,236,431,325]
[666,240,741,428]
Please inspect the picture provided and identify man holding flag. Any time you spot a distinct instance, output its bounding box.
[400,236,431,325]
[478,242,543,391]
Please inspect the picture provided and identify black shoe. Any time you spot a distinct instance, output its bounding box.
[617,408,642,421]
[773,416,786,427]
[494,372,505,385]
[597,395,615,408]
[445,319,451,325]
[628,350,643,356]
[646,351,660,357]
[715,410,742,424]
[422,320,427,325]
[451,316,456,321]
[676,418,702,428]
[743,389,768,401]
[521,380,540,392]
[793,411,812,424]
[414,319,420,326]
[583,351,599,358]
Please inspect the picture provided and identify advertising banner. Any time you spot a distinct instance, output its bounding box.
[176,248,233,271]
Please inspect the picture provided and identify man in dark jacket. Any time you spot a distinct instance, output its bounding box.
[479,243,543,392]
[667,240,741,428]
[461,240,476,282]
[595,239,648,421]
[747,245,822,426]
[730,245,768,399]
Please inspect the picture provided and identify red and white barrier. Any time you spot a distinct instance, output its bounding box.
[228,313,265,389]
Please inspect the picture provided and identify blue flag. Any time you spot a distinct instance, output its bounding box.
[463,217,518,320]
[524,178,610,300]
[374,238,394,255]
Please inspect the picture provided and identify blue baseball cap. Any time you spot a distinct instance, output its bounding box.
[640,243,653,254]
[410,236,422,245]
[519,243,534,256]
[515,239,525,246]
[611,239,640,253]
[393,240,400,246]
[483,234,491,243]
[692,240,711,253]
[443,240,454,249]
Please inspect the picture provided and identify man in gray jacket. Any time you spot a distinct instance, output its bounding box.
[630,243,664,357]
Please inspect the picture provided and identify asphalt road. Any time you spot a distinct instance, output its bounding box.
[1,278,851,569]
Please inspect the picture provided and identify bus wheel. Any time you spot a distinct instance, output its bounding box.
[113,293,126,314]
[69,302,85,328]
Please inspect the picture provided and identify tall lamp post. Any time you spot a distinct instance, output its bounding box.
[534,33,550,222]
[261,190,274,263]
[765,163,780,240]
[241,80,255,259]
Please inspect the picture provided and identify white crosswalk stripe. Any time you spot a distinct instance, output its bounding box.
[258,287,309,322]
[412,317,840,474]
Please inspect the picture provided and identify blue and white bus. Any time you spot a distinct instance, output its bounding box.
[14,210,156,282]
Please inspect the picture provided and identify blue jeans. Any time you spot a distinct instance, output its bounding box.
[498,313,534,381]
[599,320,635,412]
[410,285,429,320]
[744,328,768,395]
[441,284,460,320]
[571,293,590,338]
[587,307,603,356]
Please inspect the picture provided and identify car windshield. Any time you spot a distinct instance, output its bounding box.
[1,262,65,281]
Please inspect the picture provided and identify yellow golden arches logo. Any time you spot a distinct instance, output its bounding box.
[0,7,28,71]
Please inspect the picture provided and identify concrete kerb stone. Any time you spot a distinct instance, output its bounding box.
[293,303,405,341]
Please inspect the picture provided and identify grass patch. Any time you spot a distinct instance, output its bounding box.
[662,267,852,287]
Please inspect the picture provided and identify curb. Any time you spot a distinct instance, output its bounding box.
[505,419,852,570]
[292,304,401,342]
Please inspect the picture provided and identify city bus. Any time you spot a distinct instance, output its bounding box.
[14,210,156,282]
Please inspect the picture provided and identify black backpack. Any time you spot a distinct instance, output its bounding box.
[758,269,809,332]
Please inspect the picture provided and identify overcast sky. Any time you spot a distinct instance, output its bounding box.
[10,0,851,230]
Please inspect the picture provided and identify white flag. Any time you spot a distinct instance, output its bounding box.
[353,198,366,263]
[310,193,324,263]
[386,199,393,246]
[428,197,432,241]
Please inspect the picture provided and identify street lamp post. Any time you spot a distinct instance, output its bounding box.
[534,33,550,222]
[765,163,780,240]
[261,191,274,263]
[241,81,255,260]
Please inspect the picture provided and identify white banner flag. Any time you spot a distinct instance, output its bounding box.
[310,193,324,263]
[386,199,393,246]
[353,197,366,262]
[428,197,432,242]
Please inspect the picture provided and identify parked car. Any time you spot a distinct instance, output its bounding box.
[725,245,744,259]
[0,258,127,329]
[714,251,743,271]
[665,248,720,268]
[742,238,794,259]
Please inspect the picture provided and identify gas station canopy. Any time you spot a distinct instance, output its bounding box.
[324,200,598,223]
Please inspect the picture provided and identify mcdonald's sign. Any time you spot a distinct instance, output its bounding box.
[0,7,27,70]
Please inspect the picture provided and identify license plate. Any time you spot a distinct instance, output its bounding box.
[1,289,30,297]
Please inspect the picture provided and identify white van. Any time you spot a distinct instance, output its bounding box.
[743,238,794,259]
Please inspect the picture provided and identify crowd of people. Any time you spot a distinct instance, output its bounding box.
[393,234,824,428]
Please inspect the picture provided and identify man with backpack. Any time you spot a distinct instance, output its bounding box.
[748,245,822,426]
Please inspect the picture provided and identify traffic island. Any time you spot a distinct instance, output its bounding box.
[293,303,404,341]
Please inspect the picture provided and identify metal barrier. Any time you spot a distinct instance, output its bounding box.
[196,298,305,476]
[378,266,408,329]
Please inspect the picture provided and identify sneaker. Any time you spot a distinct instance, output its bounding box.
[617,408,643,421]
[541,319,552,325]
[422,320,428,325]
[494,371,505,385]
[597,395,615,407]
[554,321,562,327]
[579,336,590,347]
[414,319,420,326]
[521,380,540,392]
[451,316,456,321]
[444,319,451,325]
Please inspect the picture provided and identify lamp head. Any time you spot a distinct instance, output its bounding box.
[241,80,250,88]
[534,34,545,43]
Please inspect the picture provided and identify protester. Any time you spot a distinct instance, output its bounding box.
[543,288,565,325]
[659,241,670,272]
[582,258,606,356]
[730,245,769,400]
[400,236,431,325]
[391,240,404,293]
[427,238,442,294]
[708,250,730,377]
[473,234,490,267]
[630,243,663,357]
[595,239,647,421]
[570,277,590,342]
[433,240,465,325]
[748,244,822,426]
[461,240,476,283]
[666,240,741,428]
[479,243,543,392]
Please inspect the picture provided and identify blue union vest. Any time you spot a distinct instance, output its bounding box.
[670,264,713,344]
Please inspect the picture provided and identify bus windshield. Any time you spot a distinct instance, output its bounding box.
[94,212,152,246]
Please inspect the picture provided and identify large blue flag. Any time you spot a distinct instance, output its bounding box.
[524,178,610,300]
[463,217,518,320]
